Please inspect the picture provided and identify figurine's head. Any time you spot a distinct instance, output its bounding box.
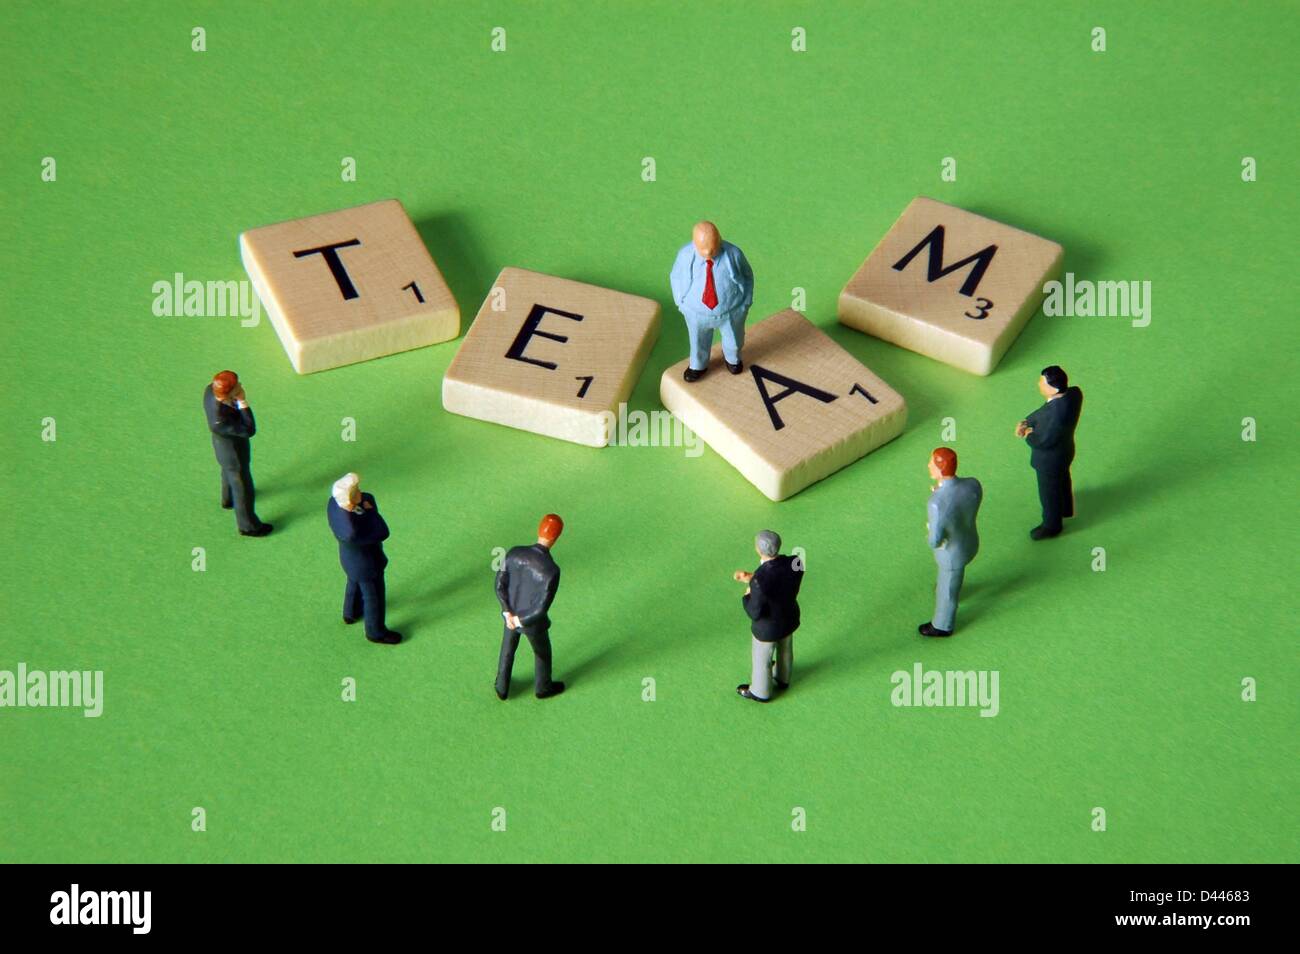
[332,472,362,511]
[755,529,781,561]
[1039,365,1068,399]
[212,370,240,402]
[692,221,722,260]
[538,513,564,548]
[930,447,957,482]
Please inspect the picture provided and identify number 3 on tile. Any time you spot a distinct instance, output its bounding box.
[964,297,992,319]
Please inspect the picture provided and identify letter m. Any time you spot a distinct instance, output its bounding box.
[892,225,997,298]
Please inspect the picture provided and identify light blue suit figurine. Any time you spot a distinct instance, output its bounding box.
[670,221,754,382]
[920,448,982,638]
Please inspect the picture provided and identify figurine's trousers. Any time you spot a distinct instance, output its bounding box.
[496,625,554,697]
[933,560,966,633]
[1034,465,1074,532]
[683,310,747,369]
[220,464,259,532]
[344,575,387,638]
[750,636,793,700]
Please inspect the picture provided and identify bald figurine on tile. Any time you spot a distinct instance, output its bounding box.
[670,221,754,382]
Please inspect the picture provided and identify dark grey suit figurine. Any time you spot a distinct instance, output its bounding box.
[327,473,400,645]
[920,448,982,638]
[1017,365,1083,540]
[203,370,271,536]
[734,530,804,702]
[494,514,566,700]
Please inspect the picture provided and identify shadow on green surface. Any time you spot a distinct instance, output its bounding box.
[414,211,498,325]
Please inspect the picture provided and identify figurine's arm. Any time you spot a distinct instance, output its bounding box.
[519,567,559,626]
[733,246,754,312]
[927,498,945,550]
[494,565,512,612]
[742,574,767,620]
[350,500,390,545]
[1024,410,1060,450]
[207,400,256,439]
[669,248,694,309]
[328,504,357,543]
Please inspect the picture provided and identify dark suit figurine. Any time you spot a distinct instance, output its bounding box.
[494,514,566,700]
[735,530,804,702]
[327,474,400,644]
[203,370,271,536]
[1018,365,1083,540]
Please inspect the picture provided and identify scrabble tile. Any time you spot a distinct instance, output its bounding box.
[838,197,1063,375]
[660,309,906,501]
[240,199,458,374]
[442,267,661,447]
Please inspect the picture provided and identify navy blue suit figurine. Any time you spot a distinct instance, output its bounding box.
[1016,365,1083,540]
[493,514,566,700]
[327,473,400,644]
[203,370,272,537]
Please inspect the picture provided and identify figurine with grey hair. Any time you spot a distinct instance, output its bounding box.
[669,221,754,382]
[733,529,803,702]
[327,473,400,644]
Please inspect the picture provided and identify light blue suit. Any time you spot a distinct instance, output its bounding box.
[927,476,982,632]
[670,240,754,370]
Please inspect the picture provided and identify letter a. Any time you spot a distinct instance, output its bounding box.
[749,365,837,431]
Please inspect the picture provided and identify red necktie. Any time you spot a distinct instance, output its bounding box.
[701,259,718,310]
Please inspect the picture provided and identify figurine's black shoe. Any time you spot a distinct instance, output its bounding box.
[725,359,744,375]
[366,630,402,644]
[683,367,705,383]
[495,686,508,701]
[775,679,790,690]
[536,681,566,699]
[736,684,770,702]
[221,501,233,510]
[1029,525,1061,540]
[918,622,953,638]
[240,522,274,537]
[343,616,359,625]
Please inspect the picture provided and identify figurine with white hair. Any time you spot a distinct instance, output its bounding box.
[669,221,754,382]
[326,472,400,644]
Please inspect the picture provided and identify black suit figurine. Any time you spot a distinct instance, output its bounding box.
[494,515,566,700]
[203,372,271,536]
[736,531,804,702]
[743,555,804,643]
[1021,365,1083,539]
[327,481,400,644]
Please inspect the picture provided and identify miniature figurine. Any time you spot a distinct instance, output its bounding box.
[203,370,272,536]
[327,473,400,644]
[494,514,566,700]
[670,221,754,382]
[919,448,982,638]
[734,530,803,702]
[1015,366,1083,539]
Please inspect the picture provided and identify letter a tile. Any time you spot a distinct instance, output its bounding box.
[660,310,906,500]
[838,197,1063,375]
[442,268,661,447]
[240,199,459,373]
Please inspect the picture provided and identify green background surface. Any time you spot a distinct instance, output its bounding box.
[2,1,1296,863]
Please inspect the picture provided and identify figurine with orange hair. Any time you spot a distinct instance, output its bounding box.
[920,447,982,638]
[494,514,566,700]
[203,370,272,537]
